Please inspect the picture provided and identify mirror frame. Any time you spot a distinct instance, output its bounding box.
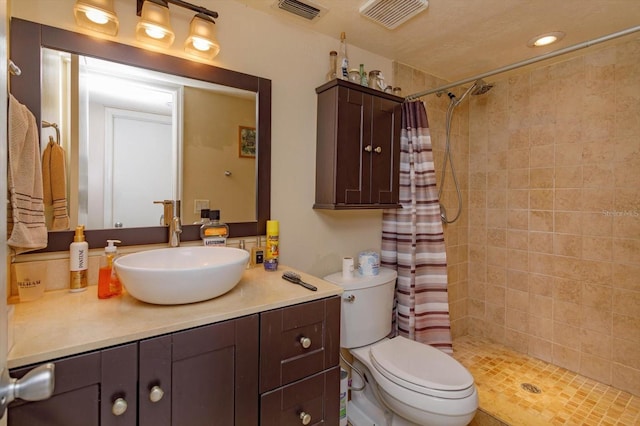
[10,18,271,252]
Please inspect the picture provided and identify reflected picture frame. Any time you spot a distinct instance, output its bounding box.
[239,126,256,158]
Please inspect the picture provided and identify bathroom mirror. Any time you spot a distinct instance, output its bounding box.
[10,18,271,251]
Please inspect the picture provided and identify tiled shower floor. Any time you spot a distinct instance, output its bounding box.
[453,336,640,426]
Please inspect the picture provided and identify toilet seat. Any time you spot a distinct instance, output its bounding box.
[369,336,475,399]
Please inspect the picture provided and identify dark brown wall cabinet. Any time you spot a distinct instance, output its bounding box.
[315,79,403,209]
[8,296,340,425]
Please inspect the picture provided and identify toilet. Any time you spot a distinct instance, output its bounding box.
[324,268,478,426]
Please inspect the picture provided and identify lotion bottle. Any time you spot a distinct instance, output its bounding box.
[69,225,89,292]
[98,239,122,299]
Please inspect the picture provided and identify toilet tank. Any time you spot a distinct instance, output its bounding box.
[324,267,397,349]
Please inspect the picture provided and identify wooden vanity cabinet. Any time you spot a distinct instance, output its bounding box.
[8,315,259,426]
[7,296,340,425]
[314,79,403,210]
[259,296,341,425]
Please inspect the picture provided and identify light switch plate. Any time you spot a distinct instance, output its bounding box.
[194,199,210,214]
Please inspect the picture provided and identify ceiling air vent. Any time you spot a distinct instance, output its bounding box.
[275,0,328,21]
[359,0,429,29]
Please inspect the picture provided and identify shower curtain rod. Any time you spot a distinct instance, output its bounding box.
[405,25,640,101]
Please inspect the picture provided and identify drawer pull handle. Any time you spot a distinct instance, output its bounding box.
[299,411,312,425]
[149,385,164,403]
[374,146,382,154]
[364,145,372,152]
[112,397,128,416]
[300,337,312,349]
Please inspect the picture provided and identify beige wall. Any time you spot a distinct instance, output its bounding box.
[182,88,256,224]
[398,36,640,396]
[11,0,394,277]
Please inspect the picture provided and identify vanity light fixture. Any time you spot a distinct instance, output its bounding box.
[184,13,220,59]
[73,0,119,36]
[136,0,175,48]
[136,0,220,58]
[527,31,565,47]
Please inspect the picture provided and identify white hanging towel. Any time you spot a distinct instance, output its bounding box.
[8,94,47,253]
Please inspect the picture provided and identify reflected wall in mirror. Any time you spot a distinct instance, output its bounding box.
[10,18,271,251]
[41,49,256,230]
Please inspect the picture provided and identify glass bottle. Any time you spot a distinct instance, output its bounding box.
[326,51,337,81]
[359,64,368,87]
[201,209,229,246]
[337,32,349,80]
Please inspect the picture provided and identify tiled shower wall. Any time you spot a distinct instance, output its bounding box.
[394,35,640,396]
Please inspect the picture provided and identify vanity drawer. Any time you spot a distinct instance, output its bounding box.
[260,296,340,393]
[260,366,340,426]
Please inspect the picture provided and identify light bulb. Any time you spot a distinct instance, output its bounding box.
[191,37,211,52]
[85,9,109,25]
[145,25,166,40]
[534,35,557,46]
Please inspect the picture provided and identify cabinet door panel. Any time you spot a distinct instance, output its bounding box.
[337,87,369,205]
[139,335,172,426]
[172,348,235,426]
[169,314,259,426]
[260,367,340,426]
[9,386,99,426]
[371,97,401,205]
[101,343,138,426]
[9,344,137,426]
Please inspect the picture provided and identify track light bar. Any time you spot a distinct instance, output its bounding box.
[136,0,218,21]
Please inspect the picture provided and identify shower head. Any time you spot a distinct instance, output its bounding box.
[471,79,494,95]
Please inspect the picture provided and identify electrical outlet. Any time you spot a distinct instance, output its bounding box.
[194,199,210,214]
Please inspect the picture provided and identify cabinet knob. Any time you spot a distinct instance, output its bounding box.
[149,385,165,403]
[374,146,382,154]
[364,145,372,152]
[299,336,312,349]
[299,411,312,425]
[112,397,128,416]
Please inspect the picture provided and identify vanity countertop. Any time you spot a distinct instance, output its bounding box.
[8,265,343,369]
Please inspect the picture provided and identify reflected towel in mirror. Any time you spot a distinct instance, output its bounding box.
[42,138,70,230]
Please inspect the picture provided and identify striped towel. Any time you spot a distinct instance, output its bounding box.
[8,94,47,253]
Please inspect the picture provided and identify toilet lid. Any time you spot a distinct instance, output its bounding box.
[370,337,475,397]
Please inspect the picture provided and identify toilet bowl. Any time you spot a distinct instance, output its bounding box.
[324,268,478,426]
[350,337,478,425]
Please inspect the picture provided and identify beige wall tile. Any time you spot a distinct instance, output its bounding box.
[580,354,612,384]
[612,363,640,396]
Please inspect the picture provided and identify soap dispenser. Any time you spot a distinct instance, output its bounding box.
[69,225,89,292]
[98,239,122,299]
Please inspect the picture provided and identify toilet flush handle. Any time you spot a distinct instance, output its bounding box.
[343,294,355,303]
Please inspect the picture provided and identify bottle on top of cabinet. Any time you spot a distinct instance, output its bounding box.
[337,32,349,80]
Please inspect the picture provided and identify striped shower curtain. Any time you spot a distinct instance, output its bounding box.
[381,100,453,354]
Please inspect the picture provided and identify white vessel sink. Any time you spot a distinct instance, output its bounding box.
[114,246,249,305]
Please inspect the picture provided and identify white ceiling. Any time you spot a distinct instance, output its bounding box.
[237,0,640,83]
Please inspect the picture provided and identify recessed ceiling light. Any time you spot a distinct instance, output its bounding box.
[527,31,565,47]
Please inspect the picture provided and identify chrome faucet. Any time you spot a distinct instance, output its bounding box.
[154,200,182,247]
